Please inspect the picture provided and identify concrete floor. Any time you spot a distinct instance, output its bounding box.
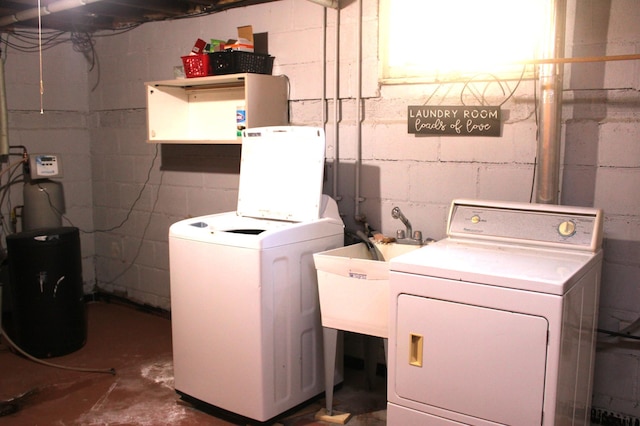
[0,301,387,426]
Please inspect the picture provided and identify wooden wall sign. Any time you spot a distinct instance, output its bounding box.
[408,106,501,137]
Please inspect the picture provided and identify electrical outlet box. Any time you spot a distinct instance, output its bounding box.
[29,153,63,179]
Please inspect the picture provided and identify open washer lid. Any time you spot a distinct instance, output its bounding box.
[236,126,326,222]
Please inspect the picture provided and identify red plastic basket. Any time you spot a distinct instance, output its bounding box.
[181,54,211,78]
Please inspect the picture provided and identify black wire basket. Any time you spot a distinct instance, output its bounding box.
[210,50,274,75]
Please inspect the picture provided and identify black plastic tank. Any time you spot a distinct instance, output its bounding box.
[5,227,86,358]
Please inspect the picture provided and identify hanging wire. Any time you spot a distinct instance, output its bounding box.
[0,23,140,94]
[459,73,505,106]
[0,157,28,249]
[457,65,528,107]
[37,0,44,114]
[529,65,540,203]
[32,144,160,235]
[30,144,163,287]
[498,65,528,107]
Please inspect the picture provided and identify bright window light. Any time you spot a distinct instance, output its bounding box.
[380,0,552,82]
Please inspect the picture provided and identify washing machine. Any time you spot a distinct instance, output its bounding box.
[387,199,603,426]
[169,126,344,423]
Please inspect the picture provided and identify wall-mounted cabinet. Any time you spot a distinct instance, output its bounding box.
[145,73,288,144]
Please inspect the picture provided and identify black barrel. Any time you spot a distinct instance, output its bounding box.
[5,227,86,358]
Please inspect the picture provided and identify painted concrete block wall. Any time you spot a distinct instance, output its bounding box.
[2,0,640,419]
[563,1,640,417]
[2,42,95,289]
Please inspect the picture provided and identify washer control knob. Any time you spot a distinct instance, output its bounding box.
[558,220,576,237]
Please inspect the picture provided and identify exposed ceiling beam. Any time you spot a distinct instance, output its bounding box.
[0,0,278,33]
[0,0,105,29]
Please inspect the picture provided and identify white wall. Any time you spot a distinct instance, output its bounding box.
[565,1,640,418]
[3,0,640,419]
[2,40,95,286]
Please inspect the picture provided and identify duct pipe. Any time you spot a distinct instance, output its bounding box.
[535,0,566,204]
[0,0,104,28]
[0,54,8,157]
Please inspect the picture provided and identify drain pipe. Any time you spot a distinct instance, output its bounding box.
[0,50,9,157]
[0,0,104,28]
[332,7,340,201]
[353,0,364,222]
[321,9,329,154]
[308,0,341,201]
[535,0,566,205]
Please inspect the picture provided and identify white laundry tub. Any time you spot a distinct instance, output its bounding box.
[313,242,421,338]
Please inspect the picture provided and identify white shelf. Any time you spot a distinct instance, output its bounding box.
[145,73,288,144]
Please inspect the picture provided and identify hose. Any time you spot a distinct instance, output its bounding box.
[0,325,115,375]
[355,230,379,261]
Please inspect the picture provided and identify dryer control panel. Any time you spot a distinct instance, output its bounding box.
[447,199,603,252]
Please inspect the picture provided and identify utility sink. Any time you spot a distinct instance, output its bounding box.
[313,242,422,338]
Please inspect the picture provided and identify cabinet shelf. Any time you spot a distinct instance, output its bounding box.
[145,73,289,144]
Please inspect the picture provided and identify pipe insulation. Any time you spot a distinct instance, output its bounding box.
[535,0,566,205]
[0,0,104,28]
[0,54,9,157]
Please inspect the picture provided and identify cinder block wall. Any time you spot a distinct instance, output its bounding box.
[3,44,95,285]
[3,0,640,419]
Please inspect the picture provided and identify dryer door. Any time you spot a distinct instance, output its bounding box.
[395,293,548,426]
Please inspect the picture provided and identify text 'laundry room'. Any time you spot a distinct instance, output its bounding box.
[1,0,640,425]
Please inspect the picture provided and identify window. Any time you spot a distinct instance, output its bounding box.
[379,0,553,83]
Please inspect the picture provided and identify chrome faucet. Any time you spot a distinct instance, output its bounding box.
[391,206,423,245]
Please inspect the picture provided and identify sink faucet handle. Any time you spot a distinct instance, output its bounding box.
[391,206,413,236]
[396,229,406,239]
[413,230,423,242]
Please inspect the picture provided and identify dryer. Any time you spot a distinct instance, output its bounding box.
[387,199,603,426]
[169,126,344,423]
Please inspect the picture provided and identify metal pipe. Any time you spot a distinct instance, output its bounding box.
[0,50,9,157]
[0,0,103,28]
[535,0,566,204]
[321,9,328,144]
[307,0,340,201]
[521,53,640,65]
[332,6,340,201]
[353,0,363,221]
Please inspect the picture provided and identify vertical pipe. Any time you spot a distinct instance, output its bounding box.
[0,51,9,157]
[535,0,566,204]
[307,0,340,200]
[321,8,329,178]
[353,0,363,221]
[332,7,340,201]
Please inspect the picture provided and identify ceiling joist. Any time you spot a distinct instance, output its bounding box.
[0,0,279,33]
